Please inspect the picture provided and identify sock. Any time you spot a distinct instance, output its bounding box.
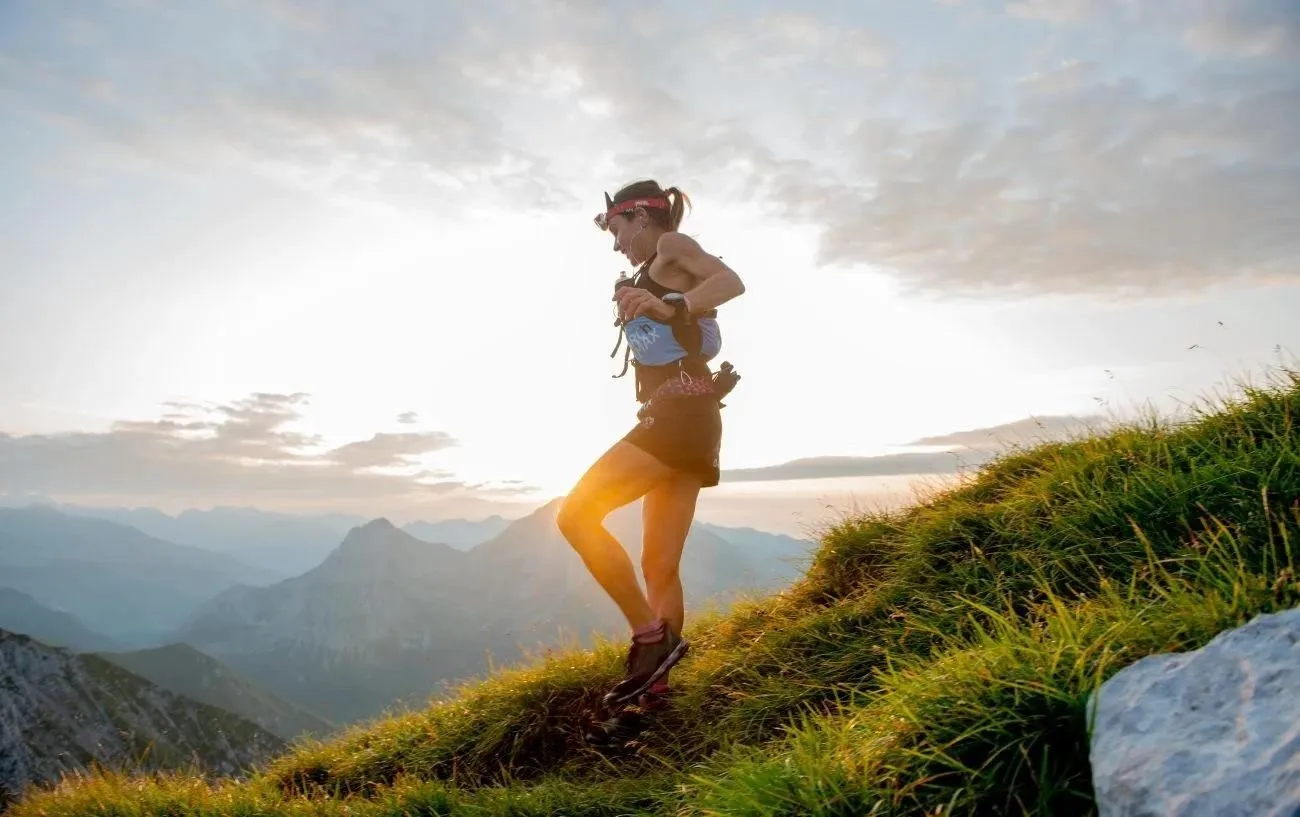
[640,676,671,707]
[633,618,666,643]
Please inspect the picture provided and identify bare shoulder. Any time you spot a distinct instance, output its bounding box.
[656,230,704,260]
[656,231,738,286]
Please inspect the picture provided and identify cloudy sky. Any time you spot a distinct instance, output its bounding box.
[2,0,1297,535]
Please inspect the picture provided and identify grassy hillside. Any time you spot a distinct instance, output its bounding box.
[9,368,1300,816]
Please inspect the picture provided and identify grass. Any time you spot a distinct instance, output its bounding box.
[9,366,1300,816]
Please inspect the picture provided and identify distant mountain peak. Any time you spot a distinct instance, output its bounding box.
[324,517,461,570]
[340,518,413,548]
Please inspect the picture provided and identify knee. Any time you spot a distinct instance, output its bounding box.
[641,552,681,584]
[556,494,597,542]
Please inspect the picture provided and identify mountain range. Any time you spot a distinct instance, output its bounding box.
[174,498,813,722]
[26,501,516,579]
[93,642,335,743]
[0,498,813,729]
[400,515,513,551]
[0,507,279,646]
[0,586,122,653]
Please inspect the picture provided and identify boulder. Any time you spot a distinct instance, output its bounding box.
[1088,607,1300,816]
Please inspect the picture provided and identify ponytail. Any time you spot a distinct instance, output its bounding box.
[664,186,692,231]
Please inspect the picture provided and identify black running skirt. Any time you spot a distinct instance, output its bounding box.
[622,394,723,488]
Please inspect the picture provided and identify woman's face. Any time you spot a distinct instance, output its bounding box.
[607,212,647,264]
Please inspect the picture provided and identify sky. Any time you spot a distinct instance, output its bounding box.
[1,0,1298,537]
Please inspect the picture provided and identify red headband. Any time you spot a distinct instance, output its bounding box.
[594,196,669,229]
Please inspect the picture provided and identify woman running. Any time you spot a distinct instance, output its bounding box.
[556,179,745,730]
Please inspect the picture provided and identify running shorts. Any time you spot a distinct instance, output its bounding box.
[622,389,723,488]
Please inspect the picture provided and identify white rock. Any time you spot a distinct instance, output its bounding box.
[1088,607,1300,817]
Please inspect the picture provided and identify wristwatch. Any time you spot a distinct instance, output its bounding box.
[662,292,690,322]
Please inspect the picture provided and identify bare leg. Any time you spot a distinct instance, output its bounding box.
[557,440,676,632]
[641,472,702,639]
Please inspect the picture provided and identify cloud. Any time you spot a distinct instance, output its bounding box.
[543,1,1299,299]
[1003,0,1300,54]
[324,430,457,471]
[1164,1,1300,59]
[0,0,565,211]
[751,12,892,68]
[618,3,1294,298]
[722,452,986,483]
[905,414,1106,448]
[6,0,1296,296]
[0,392,534,505]
[1005,0,1096,24]
[756,71,1299,298]
[723,413,1107,483]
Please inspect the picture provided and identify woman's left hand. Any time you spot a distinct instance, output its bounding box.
[615,287,673,322]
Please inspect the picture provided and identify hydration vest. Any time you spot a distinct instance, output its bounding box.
[609,256,740,404]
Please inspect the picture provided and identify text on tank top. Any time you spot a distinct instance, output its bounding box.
[621,257,722,366]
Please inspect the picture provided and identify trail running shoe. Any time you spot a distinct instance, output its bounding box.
[583,708,648,748]
[601,621,688,710]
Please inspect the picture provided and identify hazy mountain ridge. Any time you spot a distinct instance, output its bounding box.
[7,497,800,575]
[44,503,370,580]
[175,521,492,720]
[0,507,278,646]
[400,515,513,550]
[23,500,523,576]
[175,501,814,723]
[0,499,811,725]
[94,642,335,743]
[0,629,282,807]
[0,586,121,653]
[181,520,473,654]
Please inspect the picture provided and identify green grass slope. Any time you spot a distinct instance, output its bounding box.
[9,368,1300,816]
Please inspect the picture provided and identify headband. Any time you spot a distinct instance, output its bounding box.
[593,193,669,229]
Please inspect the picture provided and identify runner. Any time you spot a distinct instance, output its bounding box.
[555,179,745,745]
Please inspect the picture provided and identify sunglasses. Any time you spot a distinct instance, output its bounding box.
[593,194,668,230]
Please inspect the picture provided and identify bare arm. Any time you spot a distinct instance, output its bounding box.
[656,231,746,315]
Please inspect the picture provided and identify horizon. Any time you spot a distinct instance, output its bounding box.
[3,1,1298,536]
[0,485,881,540]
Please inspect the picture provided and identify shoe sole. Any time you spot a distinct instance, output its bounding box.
[603,638,689,709]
